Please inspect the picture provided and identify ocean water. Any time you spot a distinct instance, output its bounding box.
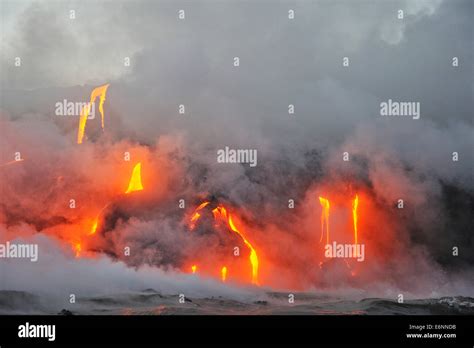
[1,290,473,315]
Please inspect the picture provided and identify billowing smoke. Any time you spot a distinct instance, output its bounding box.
[1,0,473,300]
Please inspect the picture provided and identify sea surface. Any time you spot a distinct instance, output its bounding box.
[0,290,473,315]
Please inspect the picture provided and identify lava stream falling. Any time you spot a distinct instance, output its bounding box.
[90,219,98,235]
[353,195,359,244]
[77,83,110,144]
[125,163,143,194]
[88,162,143,237]
[189,201,210,230]
[319,197,330,244]
[226,211,259,285]
[88,202,111,235]
[189,203,259,285]
[74,243,82,258]
[221,266,227,282]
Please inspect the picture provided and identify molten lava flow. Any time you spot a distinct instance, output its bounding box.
[196,201,210,210]
[189,201,210,230]
[190,203,259,285]
[227,216,259,285]
[189,213,201,229]
[226,210,259,285]
[191,265,197,274]
[88,202,111,235]
[352,194,359,244]
[74,243,82,258]
[125,163,143,194]
[84,162,142,250]
[319,196,330,244]
[77,83,110,144]
[90,219,99,235]
[221,266,227,282]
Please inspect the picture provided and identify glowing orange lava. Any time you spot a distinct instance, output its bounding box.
[74,243,82,258]
[77,83,110,144]
[228,215,259,285]
[189,203,259,285]
[90,219,99,235]
[125,163,143,194]
[189,201,210,230]
[88,202,111,235]
[87,161,144,241]
[319,196,330,244]
[221,266,227,282]
[352,194,359,244]
[191,265,197,274]
[212,206,259,285]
